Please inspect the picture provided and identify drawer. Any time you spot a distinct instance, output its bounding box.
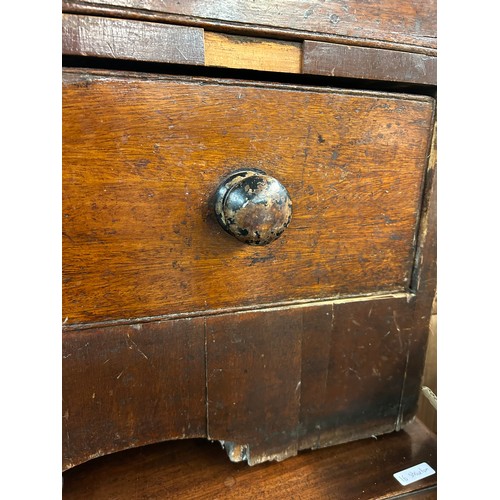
[63,69,434,326]
[62,68,435,469]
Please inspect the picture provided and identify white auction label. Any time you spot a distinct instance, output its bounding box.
[393,462,436,486]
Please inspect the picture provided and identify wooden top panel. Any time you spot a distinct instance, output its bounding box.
[63,70,434,325]
[66,0,436,50]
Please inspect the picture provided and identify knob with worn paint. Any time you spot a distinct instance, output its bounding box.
[214,169,292,245]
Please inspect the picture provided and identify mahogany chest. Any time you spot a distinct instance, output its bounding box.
[62,0,436,471]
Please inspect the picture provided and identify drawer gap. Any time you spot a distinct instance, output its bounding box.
[62,55,436,98]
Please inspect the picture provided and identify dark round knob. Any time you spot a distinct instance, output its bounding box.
[214,169,292,245]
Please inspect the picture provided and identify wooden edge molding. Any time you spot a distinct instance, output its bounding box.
[62,0,436,55]
[62,14,436,85]
[62,67,435,103]
[302,40,436,85]
[410,120,437,295]
[62,14,205,65]
[62,290,412,333]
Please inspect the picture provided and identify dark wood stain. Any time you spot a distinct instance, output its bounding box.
[206,309,303,464]
[62,318,207,471]
[63,69,434,325]
[62,292,435,470]
[303,40,437,85]
[299,298,415,450]
[205,296,431,464]
[62,14,205,65]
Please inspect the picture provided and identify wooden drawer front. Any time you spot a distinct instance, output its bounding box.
[63,70,434,325]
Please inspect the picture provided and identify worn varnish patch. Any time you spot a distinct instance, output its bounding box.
[62,14,205,65]
[214,169,293,245]
[63,70,434,325]
[302,41,437,85]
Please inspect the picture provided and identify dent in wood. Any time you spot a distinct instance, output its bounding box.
[219,441,248,462]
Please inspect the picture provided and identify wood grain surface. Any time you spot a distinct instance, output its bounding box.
[205,31,301,74]
[206,308,303,465]
[207,295,426,465]
[62,317,207,471]
[62,14,205,65]
[63,69,434,326]
[63,292,431,470]
[62,419,436,499]
[298,297,417,450]
[303,40,437,85]
[62,0,436,52]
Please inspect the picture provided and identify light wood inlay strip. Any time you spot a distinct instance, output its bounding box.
[204,31,302,74]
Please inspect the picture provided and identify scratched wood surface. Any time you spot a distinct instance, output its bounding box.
[62,14,436,85]
[63,292,431,470]
[62,0,436,52]
[302,40,437,85]
[207,296,427,466]
[62,69,434,326]
[62,13,436,85]
[62,318,207,471]
[206,308,303,465]
[298,297,417,451]
[62,14,205,65]
[62,419,436,499]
